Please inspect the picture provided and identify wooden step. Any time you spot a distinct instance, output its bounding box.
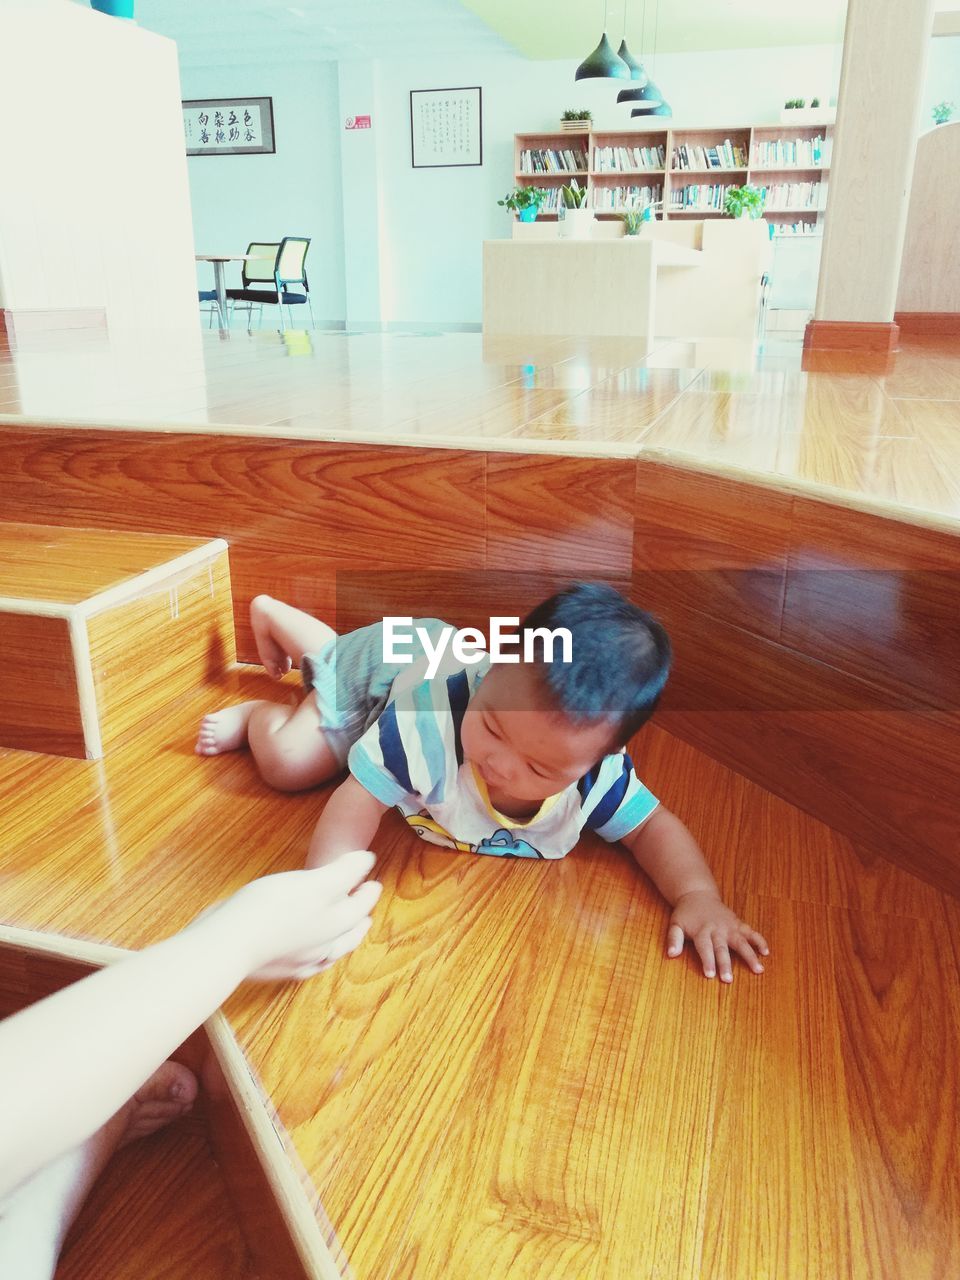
[0,523,235,759]
[0,928,341,1280]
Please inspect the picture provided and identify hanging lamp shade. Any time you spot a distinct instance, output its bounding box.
[618,77,663,107]
[575,32,631,80]
[616,39,647,82]
[633,100,672,118]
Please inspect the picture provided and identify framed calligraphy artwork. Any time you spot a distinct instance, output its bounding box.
[183,97,275,157]
[410,86,482,168]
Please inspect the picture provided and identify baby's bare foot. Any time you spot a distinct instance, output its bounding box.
[195,703,259,755]
[117,1060,198,1148]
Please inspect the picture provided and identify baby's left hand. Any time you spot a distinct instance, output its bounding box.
[666,890,769,982]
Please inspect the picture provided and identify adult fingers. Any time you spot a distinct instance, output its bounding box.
[319,879,382,943]
[314,850,378,900]
[321,915,375,966]
[666,923,685,958]
[693,931,716,979]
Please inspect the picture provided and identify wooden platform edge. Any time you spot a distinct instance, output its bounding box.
[75,538,230,620]
[0,925,345,1280]
[205,1013,349,1280]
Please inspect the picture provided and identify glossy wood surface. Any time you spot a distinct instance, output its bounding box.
[1,671,958,1277]
[0,522,213,605]
[0,942,255,1280]
[0,609,84,756]
[88,549,236,753]
[1,407,959,887]
[2,328,960,525]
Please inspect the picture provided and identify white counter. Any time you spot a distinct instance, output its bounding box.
[482,220,771,341]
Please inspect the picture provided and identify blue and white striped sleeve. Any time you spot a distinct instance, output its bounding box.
[347,678,453,809]
[577,752,659,843]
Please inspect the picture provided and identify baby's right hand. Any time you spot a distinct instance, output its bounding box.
[224,850,382,981]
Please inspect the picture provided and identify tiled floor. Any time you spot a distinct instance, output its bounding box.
[2,325,959,525]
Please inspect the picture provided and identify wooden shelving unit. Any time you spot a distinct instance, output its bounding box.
[514,121,832,234]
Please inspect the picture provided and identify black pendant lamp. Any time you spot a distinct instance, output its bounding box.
[621,0,668,113]
[575,1,631,80]
[616,38,646,82]
[618,81,663,108]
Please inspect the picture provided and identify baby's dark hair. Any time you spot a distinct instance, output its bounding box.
[520,582,671,745]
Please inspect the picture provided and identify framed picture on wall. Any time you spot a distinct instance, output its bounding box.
[182,97,275,156]
[410,86,482,168]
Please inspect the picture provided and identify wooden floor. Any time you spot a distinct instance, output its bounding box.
[2,667,958,1278]
[2,327,960,528]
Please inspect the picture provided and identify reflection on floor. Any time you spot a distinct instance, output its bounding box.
[2,327,959,525]
[2,668,958,1277]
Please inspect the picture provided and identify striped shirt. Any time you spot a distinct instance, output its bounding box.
[348,656,659,860]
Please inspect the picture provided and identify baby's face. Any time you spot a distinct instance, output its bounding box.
[460,663,617,803]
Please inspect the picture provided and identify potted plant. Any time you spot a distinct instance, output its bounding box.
[621,210,645,236]
[498,185,548,223]
[724,184,766,220]
[933,101,955,126]
[561,108,592,133]
[558,180,594,239]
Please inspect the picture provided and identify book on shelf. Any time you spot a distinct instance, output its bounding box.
[671,139,748,170]
[591,183,663,210]
[593,143,666,172]
[758,180,824,211]
[668,182,736,211]
[750,135,832,168]
[519,147,588,174]
[771,220,821,237]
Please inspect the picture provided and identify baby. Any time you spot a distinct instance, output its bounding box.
[197,583,768,982]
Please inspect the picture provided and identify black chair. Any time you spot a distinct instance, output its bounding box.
[226,237,314,331]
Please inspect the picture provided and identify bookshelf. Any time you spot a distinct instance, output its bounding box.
[513,122,832,236]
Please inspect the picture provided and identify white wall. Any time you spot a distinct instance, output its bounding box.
[370,43,843,325]
[0,1,197,331]
[923,34,960,126]
[181,61,345,323]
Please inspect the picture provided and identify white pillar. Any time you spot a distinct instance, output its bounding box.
[807,0,935,349]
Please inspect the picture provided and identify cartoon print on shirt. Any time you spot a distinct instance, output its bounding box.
[403,811,473,852]
[402,813,544,859]
[476,828,545,859]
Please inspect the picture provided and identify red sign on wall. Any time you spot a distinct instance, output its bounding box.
[345,115,372,130]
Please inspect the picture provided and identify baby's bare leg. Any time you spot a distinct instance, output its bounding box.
[246,693,343,792]
[250,595,336,678]
[0,1061,195,1280]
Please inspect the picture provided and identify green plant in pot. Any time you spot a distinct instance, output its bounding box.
[498,186,547,223]
[724,184,766,220]
[621,210,646,236]
[561,109,592,121]
[558,179,594,239]
[932,100,955,125]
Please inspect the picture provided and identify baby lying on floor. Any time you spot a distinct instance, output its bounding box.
[197,582,768,982]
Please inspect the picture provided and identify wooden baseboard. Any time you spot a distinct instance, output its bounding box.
[0,308,107,341]
[893,311,960,336]
[803,320,900,352]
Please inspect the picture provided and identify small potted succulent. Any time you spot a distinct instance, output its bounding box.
[932,101,955,125]
[498,185,548,223]
[561,108,592,133]
[558,179,594,239]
